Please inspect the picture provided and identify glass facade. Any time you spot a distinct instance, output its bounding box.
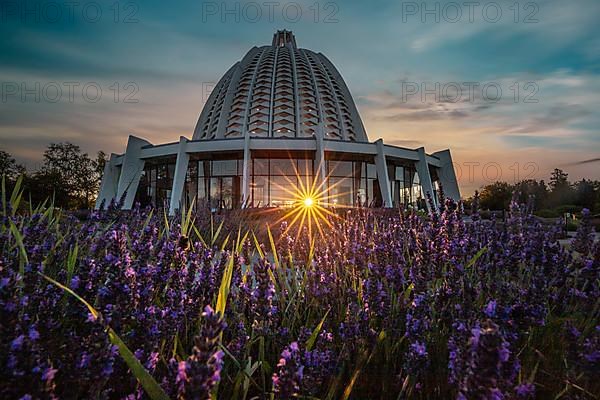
[326,160,380,207]
[387,164,424,209]
[135,155,430,210]
[194,159,242,209]
[136,161,176,207]
[252,158,312,207]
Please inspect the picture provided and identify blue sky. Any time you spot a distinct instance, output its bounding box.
[1,0,598,194]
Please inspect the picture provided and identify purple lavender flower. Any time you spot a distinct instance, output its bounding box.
[572,208,595,255]
[458,320,510,400]
[174,305,225,399]
[514,383,535,398]
[485,300,497,318]
[272,342,304,399]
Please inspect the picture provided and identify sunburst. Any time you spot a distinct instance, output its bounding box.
[264,158,354,240]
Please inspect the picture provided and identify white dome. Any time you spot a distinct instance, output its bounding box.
[193,30,368,142]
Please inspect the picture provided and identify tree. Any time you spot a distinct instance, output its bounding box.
[515,179,549,209]
[96,151,107,177]
[38,143,104,209]
[573,179,596,211]
[24,169,71,208]
[549,168,569,191]
[479,182,514,210]
[0,150,25,182]
[548,168,574,207]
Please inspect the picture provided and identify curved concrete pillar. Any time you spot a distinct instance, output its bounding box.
[116,135,151,210]
[241,135,251,208]
[415,147,436,212]
[432,149,460,201]
[95,153,120,209]
[314,125,327,198]
[169,136,190,215]
[375,139,392,207]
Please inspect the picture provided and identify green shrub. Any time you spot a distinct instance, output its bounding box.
[555,205,581,214]
[535,209,559,218]
[566,221,579,231]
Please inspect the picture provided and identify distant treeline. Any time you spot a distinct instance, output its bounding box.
[471,168,600,216]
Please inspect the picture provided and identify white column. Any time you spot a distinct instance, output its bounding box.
[116,135,151,210]
[375,139,392,207]
[415,147,436,212]
[241,135,251,208]
[169,136,190,215]
[314,126,327,199]
[432,149,461,201]
[95,153,120,209]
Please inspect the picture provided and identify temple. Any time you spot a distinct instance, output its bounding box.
[96,30,460,213]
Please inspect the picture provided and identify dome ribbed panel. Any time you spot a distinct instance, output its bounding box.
[192,31,368,142]
[303,50,342,140]
[271,46,296,137]
[247,47,275,137]
[294,48,320,137]
[225,48,264,138]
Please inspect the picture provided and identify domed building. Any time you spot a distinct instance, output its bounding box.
[96,30,460,214]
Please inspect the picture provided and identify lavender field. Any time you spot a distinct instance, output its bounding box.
[1,182,599,399]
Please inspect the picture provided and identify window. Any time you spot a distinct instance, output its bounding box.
[329,177,353,206]
[212,160,237,176]
[328,160,353,177]
[249,158,315,207]
[270,159,296,176]
[134,161,176,207]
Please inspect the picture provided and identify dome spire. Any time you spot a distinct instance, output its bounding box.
[272,29,297,49]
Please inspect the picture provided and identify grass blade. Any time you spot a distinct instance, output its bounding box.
[215,252,235,316]
[212,219,224,247]
[66,243,78,283]
[9,220,28,278]
[342,330,386,400]
[306,308,330,351]
[9,175,24,215]
[252,231,264,259]
[266,225,279,268]
[466,246,487,269]
[192,224,207,247]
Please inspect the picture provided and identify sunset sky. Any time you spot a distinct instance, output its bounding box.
[1,0,598,195]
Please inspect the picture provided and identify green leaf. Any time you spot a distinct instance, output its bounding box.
[266,225,279,268]
[236,230,249,254]
[342,330,386,400]
[215,252,235,316]
[142,209,154,231]
[466,246,487,269]
[162,208,170,236]
[306,308,330,351]
[9,175,24,215]
[252,231,264,259]
[212,219,224,246]
[66,243,78,283]
[219,344,261,392]
[39,273,170,400]
[9,220,28,278]
[192,224,207,247]
[220,233,231,252]
[181,197,196,237]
